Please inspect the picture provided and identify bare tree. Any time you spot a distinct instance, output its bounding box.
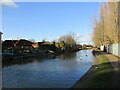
[92,2,120,46]
[58,34,76,49]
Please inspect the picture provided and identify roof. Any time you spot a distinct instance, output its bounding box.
[2,39,34,47]
[40,41,50,45]
[2,40,18,47]
[16,39,33,46]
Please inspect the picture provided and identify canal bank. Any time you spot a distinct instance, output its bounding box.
[72,51,120,88]
[2,48,81,66]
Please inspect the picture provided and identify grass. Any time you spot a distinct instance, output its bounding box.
[87,52,115,88]
[72,51,119,88]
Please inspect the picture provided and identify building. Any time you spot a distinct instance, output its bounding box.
[32,43,39,48]
[0,32,3,42]
[2,39,58,54]
[2,39,34,54]
[2,39,34,48]
[38,42,57,52]
[0,32,3,54]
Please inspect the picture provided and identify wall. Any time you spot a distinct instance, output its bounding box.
[100,43,120,57]
[108,43,120,57]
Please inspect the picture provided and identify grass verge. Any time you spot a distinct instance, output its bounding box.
[87,51,115,88]
[72,51,116,88]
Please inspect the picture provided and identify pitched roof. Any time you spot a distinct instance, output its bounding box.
[16,39,33,46]
[2,40,18,47]
[2,39,34,47]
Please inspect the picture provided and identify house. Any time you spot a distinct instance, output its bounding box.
[37,41,57,52]
[32,43,39,48]
[2,39,34,54]
[2,39,34,48]
[32,42,45,48]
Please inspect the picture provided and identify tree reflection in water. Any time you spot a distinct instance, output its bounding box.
[57,51,77,60]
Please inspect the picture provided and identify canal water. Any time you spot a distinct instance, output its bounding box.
[2,50,95,88]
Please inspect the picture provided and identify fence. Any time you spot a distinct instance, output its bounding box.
[100,43,120,57]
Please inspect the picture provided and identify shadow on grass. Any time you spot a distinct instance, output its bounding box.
[87,61,120,88]
[72,52,120,88]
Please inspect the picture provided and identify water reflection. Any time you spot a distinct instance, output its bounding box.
[3,50,95,88]
[3,55,56,67]
[57,51,77,60]
[3,51,77,67]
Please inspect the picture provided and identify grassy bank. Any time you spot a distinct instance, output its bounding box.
[72,51,116,88]
[87,51,115,88]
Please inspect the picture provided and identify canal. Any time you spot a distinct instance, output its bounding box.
[2,50,95,88]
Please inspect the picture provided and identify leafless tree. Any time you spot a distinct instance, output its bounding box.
[92,2,120,46]
[58,34,76,49]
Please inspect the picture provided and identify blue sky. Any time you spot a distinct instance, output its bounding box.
[2,2,100,44]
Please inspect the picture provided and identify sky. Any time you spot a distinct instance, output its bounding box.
[2,2,100,45]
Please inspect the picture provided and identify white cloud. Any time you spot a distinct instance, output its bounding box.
[76,32,93,45]
[75,33,80,38]
[77,37,93,45]
[54,36,60,41]
[1,0,18,7]
[77,37,91,42]
[52,33,81,42]
[38,33,93,44]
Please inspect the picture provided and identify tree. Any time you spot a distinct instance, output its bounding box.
[92,16,102,46]
[51,41,56,45]
[59,41,66,50]
[92,2,120,46]
[58,34,76,50]
[82,44,86,49]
